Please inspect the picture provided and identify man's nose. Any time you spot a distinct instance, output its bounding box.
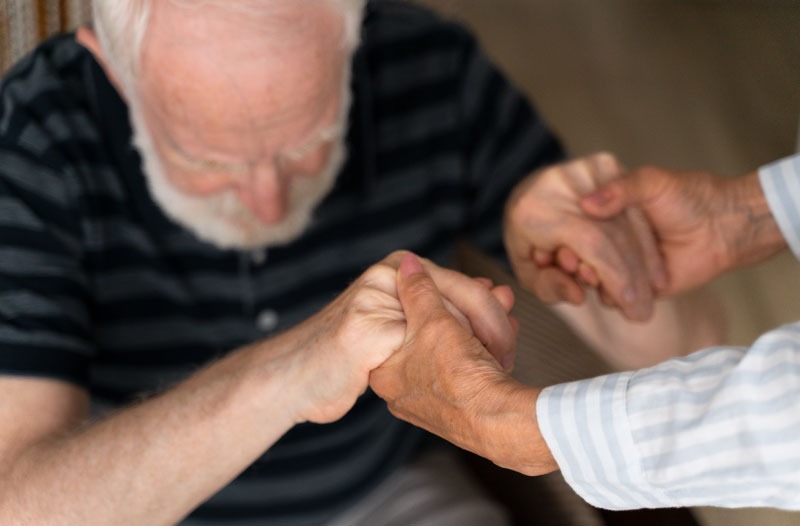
[236,162,288,224]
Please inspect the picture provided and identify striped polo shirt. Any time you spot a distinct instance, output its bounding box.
[0,1,563,523]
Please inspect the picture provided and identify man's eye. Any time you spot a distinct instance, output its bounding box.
[190,158,248,174]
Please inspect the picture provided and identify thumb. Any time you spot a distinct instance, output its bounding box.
[580,174,652,219]
[396,252,449,333]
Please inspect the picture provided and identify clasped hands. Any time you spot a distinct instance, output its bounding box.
[286,247,550,473]
[504,152,746,317]
[294,152,743,474]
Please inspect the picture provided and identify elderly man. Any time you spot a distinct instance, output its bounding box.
[0,0,720,524]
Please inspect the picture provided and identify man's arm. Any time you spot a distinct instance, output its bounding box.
[0,251,516,525]
[0,342,309,525]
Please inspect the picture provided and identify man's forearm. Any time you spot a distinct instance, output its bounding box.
[1,342,302,525]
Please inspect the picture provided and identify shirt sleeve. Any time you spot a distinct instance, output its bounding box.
[0,45,95,386]
[759,153,800,259]
[536,327,800,511]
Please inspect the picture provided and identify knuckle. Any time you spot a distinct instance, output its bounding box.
[350,286,388,311]
[592,150,617,165]
[593,151,621,174]
[360,263,393,287]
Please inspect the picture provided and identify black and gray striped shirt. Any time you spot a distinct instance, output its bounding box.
[0,2,563,523]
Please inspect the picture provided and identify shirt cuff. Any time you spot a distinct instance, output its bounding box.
[536,373,674,510]
[759,154,800,260]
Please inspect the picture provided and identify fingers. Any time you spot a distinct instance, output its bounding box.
[574,169,668,317]
[505,153,648,313]
[555,247,580,274]
[396,252,451,333]
[580,184,627,218]
[626,206,668,293]
[490,284,515,314]
[530,265,586,306]
[443,298,471,330]
[419,262,517,365]
[396,253,516,372]
[472,276,515,314]
[580,168,658,220]
[538,243,656,321]
[557,221,656,320]
[512,154,666,320]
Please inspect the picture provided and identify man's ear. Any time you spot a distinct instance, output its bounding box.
[76,26,127,97]
[76,26,105,63]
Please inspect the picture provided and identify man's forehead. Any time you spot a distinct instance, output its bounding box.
[138,0,346,135]
[146,1,342,47]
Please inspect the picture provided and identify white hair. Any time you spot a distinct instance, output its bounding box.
[91,0,366,93]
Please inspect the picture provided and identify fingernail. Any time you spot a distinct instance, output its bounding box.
[584,189,610,207]
[399,252,424,277]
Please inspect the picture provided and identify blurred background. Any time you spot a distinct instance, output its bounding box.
[2,0,799,525]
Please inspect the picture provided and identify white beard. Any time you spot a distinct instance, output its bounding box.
[127,96,349,251]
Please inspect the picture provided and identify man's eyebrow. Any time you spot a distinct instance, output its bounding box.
[163,132,250,172]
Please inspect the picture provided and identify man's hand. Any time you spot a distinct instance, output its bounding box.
[581,166,787,297]
[370,253,556,476]
[285,251,518,425]
[504,152,666,321]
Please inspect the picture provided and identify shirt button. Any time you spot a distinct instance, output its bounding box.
[251,249,267,265]
[256,310,279,332]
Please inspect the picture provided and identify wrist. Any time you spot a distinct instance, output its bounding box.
[473,381,557,476]
[722,170,788,270]
[256,312,370,426]
[231,339,306,427]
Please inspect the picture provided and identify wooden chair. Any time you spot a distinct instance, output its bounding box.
[0,0,91,73]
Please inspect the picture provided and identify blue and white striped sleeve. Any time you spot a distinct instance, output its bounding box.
[760,154,800,258]
[537,334,800,510]
[535,153,800,511]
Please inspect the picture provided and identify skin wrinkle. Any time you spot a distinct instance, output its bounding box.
[723,172,783,271]
[140,0,342,155]
[145,24,338,158]
[140,26,338,161]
